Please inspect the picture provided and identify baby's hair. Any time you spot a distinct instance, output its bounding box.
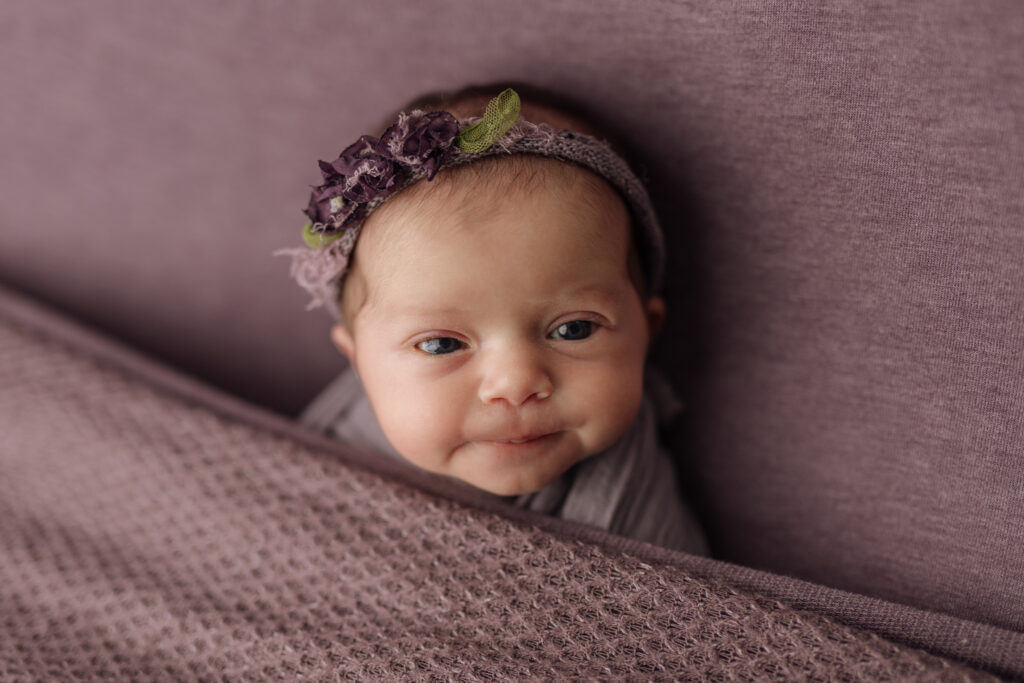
[338,82,652,328]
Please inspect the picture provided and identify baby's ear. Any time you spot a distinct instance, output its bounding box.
[330,323,356,364]
[645,296,666,341]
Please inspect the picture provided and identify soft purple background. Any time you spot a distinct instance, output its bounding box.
[2,2,1022,633]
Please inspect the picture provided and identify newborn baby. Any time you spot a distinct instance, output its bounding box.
[277,85,707,555]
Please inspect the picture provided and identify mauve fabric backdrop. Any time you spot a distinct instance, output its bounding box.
[1,0,1022,637]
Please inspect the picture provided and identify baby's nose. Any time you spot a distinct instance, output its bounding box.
[477,345,553,407]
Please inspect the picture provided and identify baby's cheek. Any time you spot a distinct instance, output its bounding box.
[582,360,645,448]
[371,383,460,468]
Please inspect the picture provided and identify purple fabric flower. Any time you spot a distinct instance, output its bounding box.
[345,158,405,202]
[381,111,459,179]
[327,135,388,177]
[304,109,460,233]
[305,185,360,230]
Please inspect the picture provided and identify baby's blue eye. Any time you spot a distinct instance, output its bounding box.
[416,337,465,355]
[551,320,594,341]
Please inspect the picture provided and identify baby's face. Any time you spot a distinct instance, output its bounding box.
[332,163,663,496]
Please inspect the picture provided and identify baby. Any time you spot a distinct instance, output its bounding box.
[277,85,707,555]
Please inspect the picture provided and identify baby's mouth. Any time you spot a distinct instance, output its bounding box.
[488,431,561,446]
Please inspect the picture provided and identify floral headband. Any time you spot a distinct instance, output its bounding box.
[275,88,666,319]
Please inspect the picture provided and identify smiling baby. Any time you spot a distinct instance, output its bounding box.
[277,85,707,554]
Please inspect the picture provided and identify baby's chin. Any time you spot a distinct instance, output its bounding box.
[415,456,562,498]
[448,438,596,497]
[458,475,557,498]
[389,430,606,497]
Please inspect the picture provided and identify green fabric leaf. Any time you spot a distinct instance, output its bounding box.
[302,221,344,248]
[455,88,521,154]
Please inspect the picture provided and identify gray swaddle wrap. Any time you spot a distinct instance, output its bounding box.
[300,366,707,555]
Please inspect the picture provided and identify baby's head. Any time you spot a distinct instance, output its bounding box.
[280,85,667,496]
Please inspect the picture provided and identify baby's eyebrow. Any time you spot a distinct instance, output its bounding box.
[385,303,466,318]
[569,284,617,296]
[560,284,622,306]
[382,285,622,320]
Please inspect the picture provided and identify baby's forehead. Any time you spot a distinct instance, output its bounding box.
[343,155,642,325]
[356,160,631,284]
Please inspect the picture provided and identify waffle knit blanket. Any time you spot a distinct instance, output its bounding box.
[0,286,1018,681]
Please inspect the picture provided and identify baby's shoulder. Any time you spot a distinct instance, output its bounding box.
[298,366,362,430]
[643,364,686,427]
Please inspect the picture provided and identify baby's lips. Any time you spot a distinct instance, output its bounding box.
[486,430,562,444]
